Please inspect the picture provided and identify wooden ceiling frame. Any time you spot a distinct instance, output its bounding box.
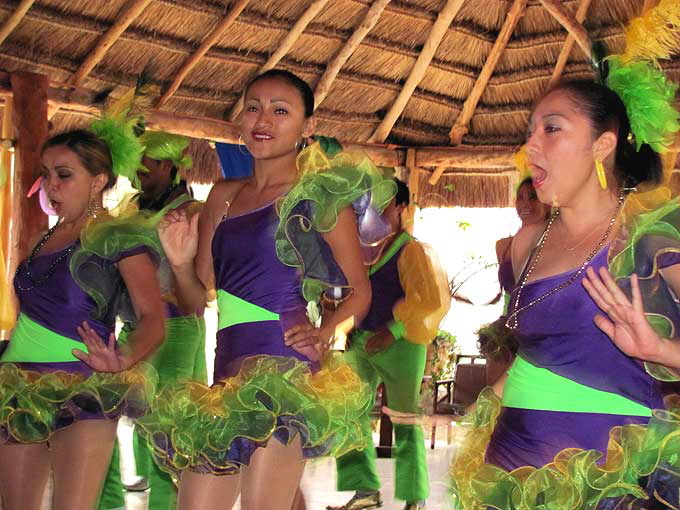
[366,0,466,144]
[70,0,154,87]
[313,0,391,109]
[156,0,250,108]
[0,0,35,47]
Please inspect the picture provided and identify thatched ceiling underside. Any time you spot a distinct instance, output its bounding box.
[0,0,678,205]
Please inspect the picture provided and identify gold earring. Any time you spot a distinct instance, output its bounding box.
[87,195,102,219]
[595,160,607,190]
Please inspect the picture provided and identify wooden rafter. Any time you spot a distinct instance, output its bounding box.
[548,0,593,88]
[227,0,331,121]
[366,0,465,144]
[314,0,391,109]
[156,0,250,108]
[0,0,35,47]
[70,0,153,87]
[538,0,592,60]
[447,0,527,148]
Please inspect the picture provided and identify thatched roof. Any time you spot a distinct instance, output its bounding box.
[0,0,678,206]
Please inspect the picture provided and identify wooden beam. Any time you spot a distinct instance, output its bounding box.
[9,71,48,261]
[367,0,465,144]
[156,0,250,108]
[228,0,331,121]
[314,0,391,109]
[70,0,153,87]
[0,73,535,170]
[548,0,593,88]
[448,0,527,146]
[0,0,35,47]
[416,146,515,168]
[0,97,15,337]
[538,0,592,60]
[404,149,419,234]
[643,0,659,12]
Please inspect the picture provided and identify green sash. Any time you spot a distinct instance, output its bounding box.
[503,355,652,416]
[2,313,88,363]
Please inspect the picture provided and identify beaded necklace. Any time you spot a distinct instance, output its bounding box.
[14,224,77,291]
[505,193,624,331]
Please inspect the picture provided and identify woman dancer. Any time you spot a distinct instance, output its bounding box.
[139,69,394,510]
[451,67,680,508]
[0,128,165,510]
[496,177,550,304]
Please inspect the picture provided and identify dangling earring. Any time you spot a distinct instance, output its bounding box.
[87,195,102,219]
[237,135,250,156]
[595,160,607,190]
[295,137,309,152]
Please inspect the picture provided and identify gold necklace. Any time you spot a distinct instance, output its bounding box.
[505,193,625,331]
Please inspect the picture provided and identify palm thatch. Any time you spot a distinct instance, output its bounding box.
[0,0,678,205]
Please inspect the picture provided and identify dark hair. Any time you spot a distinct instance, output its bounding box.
[549,80,662,189]
[245,69,315,118]
[394,178,410,206]
[42,129,116,189]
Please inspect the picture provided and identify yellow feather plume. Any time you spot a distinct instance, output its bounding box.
[622,0,680,62]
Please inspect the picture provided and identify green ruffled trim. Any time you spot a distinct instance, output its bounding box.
[609,197,680,381]
[136,354,373,474]
[70,195,190,319]
[450,388,680,510]
[0,362,157,443]
[275,143,396,301]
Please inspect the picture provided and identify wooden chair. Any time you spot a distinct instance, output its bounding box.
[430,354,487,448]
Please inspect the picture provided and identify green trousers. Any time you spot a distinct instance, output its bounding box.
[98,316,207,510]
[336,331,429,502]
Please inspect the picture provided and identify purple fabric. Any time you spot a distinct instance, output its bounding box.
[657,250,680,269]
[13,244,114,345]
[486,407,650,470]
[361,240,407,332]
[211,202,315,384]
[487,246,665,470]
[497,259,515,294]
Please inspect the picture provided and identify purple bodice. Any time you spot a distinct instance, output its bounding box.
[211,202,314,382]
[486,246,680,470]
[14,244,114,343]
[360,241,408,332]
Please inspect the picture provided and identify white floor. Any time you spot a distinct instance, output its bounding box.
[122,443,456,510]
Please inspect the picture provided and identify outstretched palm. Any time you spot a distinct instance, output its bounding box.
[74,322,131,373]
[583,267,663,362]
[158,210,199,268]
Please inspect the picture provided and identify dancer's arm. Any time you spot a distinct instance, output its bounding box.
[285,208,372,357]
[74,252,165,372]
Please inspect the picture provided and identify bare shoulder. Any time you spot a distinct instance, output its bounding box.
[511,222,547,271]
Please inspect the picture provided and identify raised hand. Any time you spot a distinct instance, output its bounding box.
[158,209,199,268]
[582,267,664,363]
[74,322,131,373]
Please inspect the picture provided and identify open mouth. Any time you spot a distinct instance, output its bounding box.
[530,164,547,188]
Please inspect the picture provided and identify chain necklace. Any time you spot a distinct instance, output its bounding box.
[15,223,77,291]
[505,193,625,331]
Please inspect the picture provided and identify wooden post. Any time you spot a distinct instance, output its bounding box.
[404,148,420,234]
[10,72,49,262]
[0,99,15,337]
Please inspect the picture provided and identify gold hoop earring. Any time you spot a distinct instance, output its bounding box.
[595,160,607,190]
[237,135,250,156]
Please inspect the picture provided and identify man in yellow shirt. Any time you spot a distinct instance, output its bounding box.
[329,179,451,510]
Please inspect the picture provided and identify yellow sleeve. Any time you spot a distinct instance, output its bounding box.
[392,240,451,345]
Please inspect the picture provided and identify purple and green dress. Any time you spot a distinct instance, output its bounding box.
[0,216,161,444]
[137,143,397,475]
[452,199,680,510]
